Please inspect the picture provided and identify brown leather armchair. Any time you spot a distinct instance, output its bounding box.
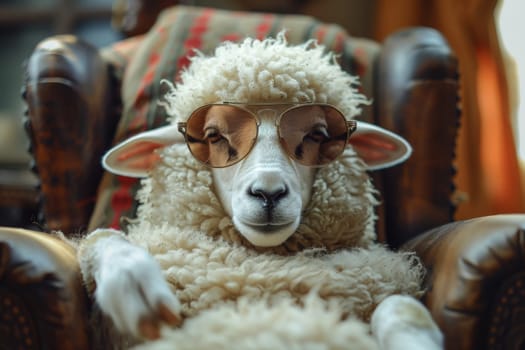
[1,5,524,350]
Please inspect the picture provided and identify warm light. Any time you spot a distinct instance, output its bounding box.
[497,0,525,163]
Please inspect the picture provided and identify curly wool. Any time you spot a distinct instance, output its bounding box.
[159,32,369,123]
[129,221,423,320]
[132,295,379,350]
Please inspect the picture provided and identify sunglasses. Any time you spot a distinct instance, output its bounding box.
[177,102,357,168]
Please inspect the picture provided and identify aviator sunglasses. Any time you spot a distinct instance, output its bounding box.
[177,102,357,168]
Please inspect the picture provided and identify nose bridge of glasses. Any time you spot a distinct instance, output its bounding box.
[244,113,289,166]
[252,107,279,120]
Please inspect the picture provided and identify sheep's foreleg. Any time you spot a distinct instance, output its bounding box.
[371,294,443,350]
[78,229,182,340]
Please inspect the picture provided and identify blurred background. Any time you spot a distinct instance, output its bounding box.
[0,0,523,227]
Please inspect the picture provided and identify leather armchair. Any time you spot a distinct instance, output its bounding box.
[1,5,524,349]
[0,228,90,349]
[405,215,525,349]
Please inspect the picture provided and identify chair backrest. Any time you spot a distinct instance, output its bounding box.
[24,5,459,247]
[374,28,459,246]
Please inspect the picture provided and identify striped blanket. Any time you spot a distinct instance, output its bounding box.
[88,5,379,232]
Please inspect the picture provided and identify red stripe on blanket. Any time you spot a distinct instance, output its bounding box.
[333,31,345,54]
[256,14,275,40]
[128,103,149,132]
[316,25,328,44]
[177,8,214,72]
[109,176,137,229]
[221,33,242,42]
[136,53,161,104]
[354,46,367,78]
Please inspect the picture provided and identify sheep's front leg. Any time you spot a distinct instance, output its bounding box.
[78,229,182,340]
[371,295,443,350]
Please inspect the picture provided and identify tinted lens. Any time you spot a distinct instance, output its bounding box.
[279,105,348,166]
[185,105,258,167]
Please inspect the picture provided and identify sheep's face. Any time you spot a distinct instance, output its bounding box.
[208,106,318,247]
[175,102,357,247]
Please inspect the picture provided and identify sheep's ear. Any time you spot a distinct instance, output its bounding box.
[102,124,184,178]
[348,121,412,171]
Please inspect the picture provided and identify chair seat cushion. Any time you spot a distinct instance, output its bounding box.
[88,4,380,231]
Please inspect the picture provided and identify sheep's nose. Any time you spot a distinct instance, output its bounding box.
[248,186,288,209]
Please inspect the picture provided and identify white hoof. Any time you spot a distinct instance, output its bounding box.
[371,295,443,350]
[92,234,181,339]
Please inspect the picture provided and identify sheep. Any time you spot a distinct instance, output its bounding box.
[76,33,443,349]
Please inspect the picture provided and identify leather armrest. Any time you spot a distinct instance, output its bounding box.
[376,27,460,247]
[402,214,525,350]
[0,226,90,349]
[23,35,120,235]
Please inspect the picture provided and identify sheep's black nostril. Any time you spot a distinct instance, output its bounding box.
[249,186,288,209]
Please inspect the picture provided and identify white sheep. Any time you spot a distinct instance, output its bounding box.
[77,33,443,350]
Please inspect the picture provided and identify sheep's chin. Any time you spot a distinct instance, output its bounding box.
[233,217,299,247]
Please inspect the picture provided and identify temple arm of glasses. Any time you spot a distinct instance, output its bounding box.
[177,122,187,136]
[347,120,357,138]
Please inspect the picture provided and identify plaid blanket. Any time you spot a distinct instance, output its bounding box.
[88,5,380,231]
